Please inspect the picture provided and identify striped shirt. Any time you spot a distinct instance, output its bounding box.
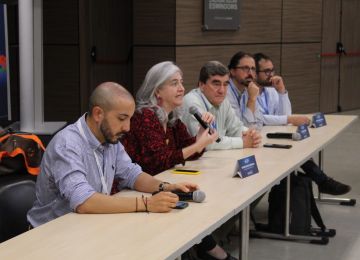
[27,114,142,227]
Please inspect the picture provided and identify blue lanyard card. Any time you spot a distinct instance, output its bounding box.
[312,112,327,128]
[233,155,259,178]
[297,124,310,139]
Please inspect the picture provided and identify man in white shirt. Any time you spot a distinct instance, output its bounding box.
[182,61,261,150]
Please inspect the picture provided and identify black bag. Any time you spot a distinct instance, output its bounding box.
[0,129,45,176]
[267,173,335,236]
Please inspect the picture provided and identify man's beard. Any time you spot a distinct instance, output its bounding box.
[100,119,124,144]
[256,78,272,86]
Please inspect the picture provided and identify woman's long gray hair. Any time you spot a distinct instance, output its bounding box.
[136,61,183,126]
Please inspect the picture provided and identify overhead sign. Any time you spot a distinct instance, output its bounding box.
[203,0,241,31]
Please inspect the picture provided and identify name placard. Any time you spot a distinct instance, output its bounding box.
[233,155,259,178]
[297,124,310,139]
[312,112,327,128]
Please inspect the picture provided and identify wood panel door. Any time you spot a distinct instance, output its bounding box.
[320,0,341,113]
[320,0,360,112]
[339,0,360,111]
[80,0,133,113]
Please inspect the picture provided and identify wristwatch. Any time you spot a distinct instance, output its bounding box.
[159,182,170,192]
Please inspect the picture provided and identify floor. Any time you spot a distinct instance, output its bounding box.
[224,109,360,260]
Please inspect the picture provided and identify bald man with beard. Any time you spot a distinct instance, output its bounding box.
[27,82,198,228]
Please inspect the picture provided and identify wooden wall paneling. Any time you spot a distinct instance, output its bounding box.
[43,0,79,44]
[79,0,91,114]
[339,0,360,111]
[132,47,175,94]
[88,0,132,93]
[176,0,282,45]
[43,46,80,122]
[91,64,131,90]
[176,44,281,92]
[320,0,341,113]
[133,0,176,45]
[281,44,321,113]
[282,0,322,42]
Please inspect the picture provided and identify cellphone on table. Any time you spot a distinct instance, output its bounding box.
[174,201,189,209]
[263,143,292,149]
[172,169,200,175]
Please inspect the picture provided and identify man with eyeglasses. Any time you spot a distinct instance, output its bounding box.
[252,53,310,126]
[230,52,350,195]
[226,52,263,127]
[182,61,261,150]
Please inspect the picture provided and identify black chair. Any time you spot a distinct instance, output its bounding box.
[0,174,36,242]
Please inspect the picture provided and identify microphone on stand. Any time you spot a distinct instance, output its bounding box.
[266,132,302,141]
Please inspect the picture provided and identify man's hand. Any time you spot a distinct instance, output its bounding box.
[247,81,260,101]
[247,82,260,112]
[200,111,215,126]
[242,129,262,148]
[270,76,286,94]
[166,182,199,193]
[287,115,310,126]
[147,192,178,212]
[196,128,219,152]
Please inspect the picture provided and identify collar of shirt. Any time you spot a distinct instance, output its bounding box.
[229,78,243,95]
[194,88,216,112]
[79,113,107,152]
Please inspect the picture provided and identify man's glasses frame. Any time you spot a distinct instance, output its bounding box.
[257,68,275,76]
[234,66,257,74]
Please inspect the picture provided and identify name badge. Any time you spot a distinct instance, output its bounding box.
[297,124,310,139]
[312,112,327,128]
[233,155,259,178]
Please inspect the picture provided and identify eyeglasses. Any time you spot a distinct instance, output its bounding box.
[234,66,257,74]
[257,68,275,76]
[167,79,184,88]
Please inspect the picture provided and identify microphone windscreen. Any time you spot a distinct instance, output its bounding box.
[193,190,206,202]
[189,106,199,115]
[292,132,302,141]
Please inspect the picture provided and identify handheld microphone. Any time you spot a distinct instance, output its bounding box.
[171,190,206,203]
[189,106,221,143]
[266,132,302,141]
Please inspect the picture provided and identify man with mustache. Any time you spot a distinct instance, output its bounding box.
[182,61,261,150]
[227,52,350,195]
[27,82,198,227]
[226,52,263,127]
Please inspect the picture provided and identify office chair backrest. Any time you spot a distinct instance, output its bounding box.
[0,175,36,242]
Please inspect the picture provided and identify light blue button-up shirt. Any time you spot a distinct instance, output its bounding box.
[27,114,142,227]
[239,87,292,126]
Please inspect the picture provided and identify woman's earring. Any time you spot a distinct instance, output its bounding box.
[156,95,161,101]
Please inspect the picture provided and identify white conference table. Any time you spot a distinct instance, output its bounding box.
[0,115,357,260]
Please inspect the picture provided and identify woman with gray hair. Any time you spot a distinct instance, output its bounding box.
[120,62,236,260]
[121,61,218,175]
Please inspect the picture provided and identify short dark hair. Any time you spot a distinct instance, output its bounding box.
[253,53,272,71]
[228,51,253,70]
[199,61,229,84]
